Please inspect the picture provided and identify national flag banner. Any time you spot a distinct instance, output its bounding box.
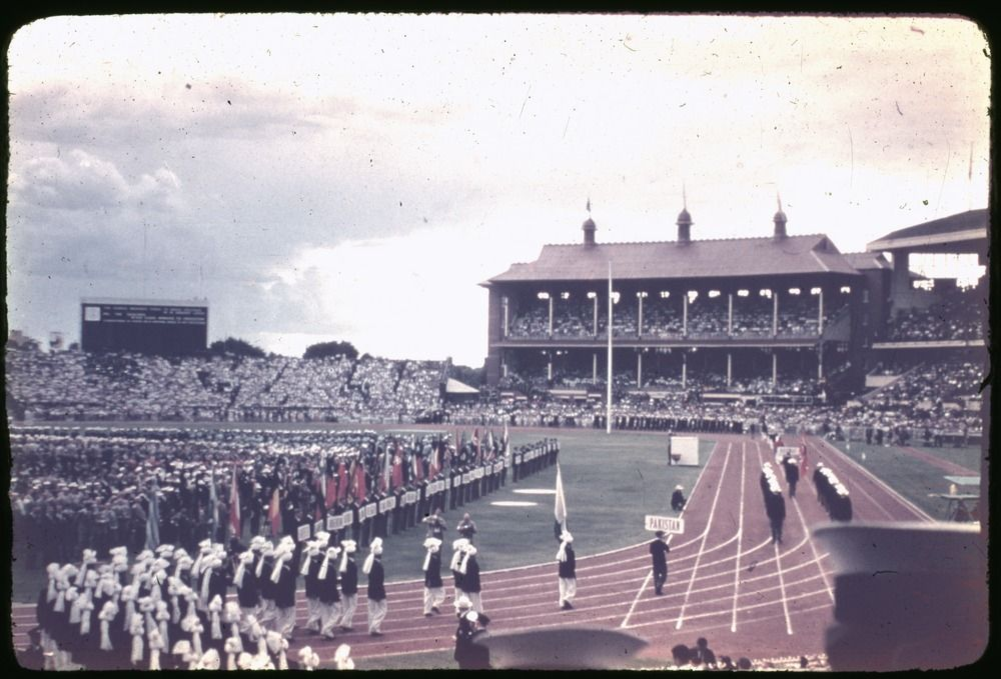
[392,443,405,490]
[485,430,494,460]
[473,428,481,462]
[209,464,219,539]
[325,466,338,509]
[413,449,424,481]
[379,446,390,494]
[554,462,568,539]
[145,479,161,550]
[337,461,349,502]
[428,442,440,479]
[229,464,241,539]
[269,486,282,537]
[355,460,368,504]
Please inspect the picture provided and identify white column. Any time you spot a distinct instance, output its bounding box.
[548,354,553,381]
[593,296,598,336]
[637,294,644,337]
[818,289,825,335]
[592,352,598,382]
[548,296,554,337]
[606,264,613,435]
[682,352,688,389]
[772,353,777,389]
[502,298,509,337]
[683,293,689,336]
[772,292,779,336]
[502,362,508,378]
[637,351,643,388]
[818,344,824,380]
[727,352,732,388]
[727,293,733,336]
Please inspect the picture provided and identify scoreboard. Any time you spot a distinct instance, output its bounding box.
[80,299,208,355]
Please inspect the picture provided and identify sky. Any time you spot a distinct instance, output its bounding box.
[6,14,991,366]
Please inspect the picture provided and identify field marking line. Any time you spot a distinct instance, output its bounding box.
[730,441,746,633]
[624,589,834,632]
[675,441,733,630]
[789,482,834,602]
[810,435,934,522]
[773,541,793,635]
[620,437,721,630]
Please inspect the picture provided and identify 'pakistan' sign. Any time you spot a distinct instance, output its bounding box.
[644,515,685,534]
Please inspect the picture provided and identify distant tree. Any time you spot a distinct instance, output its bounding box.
[209,337,266,358]
[303,340,359,361]
[451,363,486,387]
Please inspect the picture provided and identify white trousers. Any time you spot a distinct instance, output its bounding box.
[275,606,297,639]
[559,577,577,605]
[367,598,388,633]
[466,591,484,613]
[340,594,358,629]
[257,598,277,629]
[305,597,322,631]
[319,601,343,638]
[423,587,446,615]
[239,605,260,634]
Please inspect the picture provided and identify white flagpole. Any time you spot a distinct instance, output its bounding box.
[606,260,613,434]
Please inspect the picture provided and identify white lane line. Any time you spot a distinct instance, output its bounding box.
[790,486,834,601]
[675,441,733,630]
[625,588,834,631]
[621,438,721,630]
[773,541,793,635]
[811,435,934,522]
[730,441,746,632]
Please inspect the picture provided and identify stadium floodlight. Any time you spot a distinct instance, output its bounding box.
[708,290,720,298]
[811,287,822,295]
[636,291,648,298]
[538,292,550,300]
[789,287,801,295]
[687,290,698,303]
[840,286,851,294]
[737,289,749,297]
[759,289,772,298]
[561,292,570,300]
[587,291,597,299]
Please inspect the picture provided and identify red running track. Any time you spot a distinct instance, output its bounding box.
[10,434,932,667]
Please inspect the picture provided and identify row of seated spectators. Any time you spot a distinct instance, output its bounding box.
[886,287,984,342]
[507,295,845,339]
[6,349,444,423]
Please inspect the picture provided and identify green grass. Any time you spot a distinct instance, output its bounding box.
[10,429,709,603]
[825,440,984,521]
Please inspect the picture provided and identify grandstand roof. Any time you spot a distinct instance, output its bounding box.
[445,378,480,395]
[843,252,891,271]
[484,234,859,285]
[866,209,988,253]
[81,297,209,308]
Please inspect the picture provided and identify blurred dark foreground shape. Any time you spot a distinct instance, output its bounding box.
[476,627,648,670]
[814,521,987,671]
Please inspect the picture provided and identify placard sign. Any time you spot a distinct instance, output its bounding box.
[327,515,342,531]
[644,515,685,534]
[297,524,312,541]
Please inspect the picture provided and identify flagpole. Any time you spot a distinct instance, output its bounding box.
[606,260,613,434]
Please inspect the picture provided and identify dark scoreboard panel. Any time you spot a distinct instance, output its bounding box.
[80,302,208,355]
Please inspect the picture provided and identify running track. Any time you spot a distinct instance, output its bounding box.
[10,433,933,667]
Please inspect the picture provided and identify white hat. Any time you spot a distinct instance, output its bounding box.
[423,537,442,550]
[560,531,573,543]
[369,537,383,554]
[341,540,357,554]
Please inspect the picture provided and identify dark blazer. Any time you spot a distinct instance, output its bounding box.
[341,558,359,596]
[461,556,481,593]
[650,539,670,572]
[557,544,576,579]
[366,559,386,601]
[424,552,443,588]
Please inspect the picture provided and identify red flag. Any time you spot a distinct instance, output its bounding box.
[392,444,404,490]
[228,465,241,539]
[429,443,440,478]
[413,449,424,481]
[378,448,389,494]
[337,461,349,501]
[325,468,338,509]
[269,486,282,538]
[474,428,481,462]
[354,461,367,504]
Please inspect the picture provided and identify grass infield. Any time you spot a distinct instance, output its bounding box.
[824,439,983,521]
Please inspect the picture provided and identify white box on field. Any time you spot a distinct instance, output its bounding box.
[670,436,700,466]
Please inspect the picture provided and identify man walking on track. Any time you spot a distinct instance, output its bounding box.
[364,538,387,637]
[650,531,670,596]
[556,530,577,610]
[337,540,358,632]
[422,537,445,617]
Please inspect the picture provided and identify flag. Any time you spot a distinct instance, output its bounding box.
[325,463,338,509]
[486,430,495,461]
[354,460,368,504]
[269,486,282,538]
[504,423,511,460]
[473,428,481,462]
[379,446,390,494]
[392,444,404,490]
[209,464,219,540]
[145,479,161,550]
[429,440,441,478]
[413,448,424,481]
[229,464,241,539]
[554,462,568,539]
[337,461,349,502]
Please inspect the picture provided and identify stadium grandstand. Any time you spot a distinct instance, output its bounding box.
[5,207,989,672]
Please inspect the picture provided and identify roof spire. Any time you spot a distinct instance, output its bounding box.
[586,197,592,215]
[683,182,688,211]
[582,198,597,247]
[773,190,788,239]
